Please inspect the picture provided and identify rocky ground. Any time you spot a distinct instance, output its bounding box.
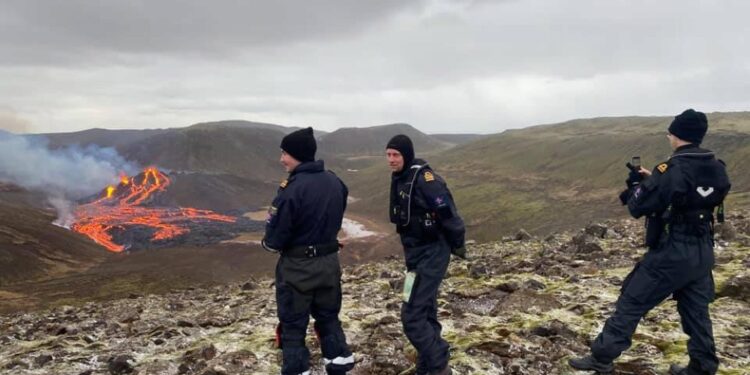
[1,215,749,375]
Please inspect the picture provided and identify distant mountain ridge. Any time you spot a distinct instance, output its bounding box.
[430,133,483,145]
[345,112,750,241]
[319,123,452,157]
[187,120,329,136]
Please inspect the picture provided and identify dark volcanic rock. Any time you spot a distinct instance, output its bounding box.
[33,354,53,367]
[715,222,737,241]
[469,263,490,278]
[523,279,546,291]
[5,359,30,370]
[221,350,258,370]
[185,344,218,362]
[529,319,577,340]
[107,355,135,374]
[584,223,608,239]
[491,290,561,315]
[718,273,750,302]
[568,232,604,254]
[197,311,234,328]
[514,229,533,241]
[179,344,218,374]
[240,279,257,291]
[495,282,520,293]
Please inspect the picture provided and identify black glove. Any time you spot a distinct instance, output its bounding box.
[626,170,642,188]
[618,188,631,205]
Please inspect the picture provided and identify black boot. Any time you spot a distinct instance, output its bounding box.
[568,355,614,373]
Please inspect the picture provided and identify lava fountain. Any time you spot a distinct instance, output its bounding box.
[72,167,240,252]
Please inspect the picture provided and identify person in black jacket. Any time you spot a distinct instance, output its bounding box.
[569,109,731,375]
[262,127,354,375]
[386,134,466,375]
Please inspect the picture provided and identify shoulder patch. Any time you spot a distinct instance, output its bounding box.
[280,179,288,188]
[423,171,435,182]
[657,163,669,174]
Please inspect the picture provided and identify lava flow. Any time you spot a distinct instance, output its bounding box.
[72,167,238,252]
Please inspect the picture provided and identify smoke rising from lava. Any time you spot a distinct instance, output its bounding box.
[0,132,138,224]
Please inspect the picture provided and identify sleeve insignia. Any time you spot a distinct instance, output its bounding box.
[280,179,288,188]
[657,163,668,173]
[424,171,435,182]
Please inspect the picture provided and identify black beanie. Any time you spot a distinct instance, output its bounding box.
[386,134,414,166]
[281,127,316,162]
[668,109,708,144]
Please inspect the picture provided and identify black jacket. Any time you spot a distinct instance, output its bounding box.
[390,159,465,249]
[262,160,348,251]
[621,144,730,247]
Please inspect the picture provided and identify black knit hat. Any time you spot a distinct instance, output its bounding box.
[386,134,414,166]
[281,127,316,162]
[669,109,708,144]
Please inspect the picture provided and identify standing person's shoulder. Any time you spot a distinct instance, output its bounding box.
[326,168,348,188]
[421,168,436,183]
[645,160,672,182]
[417,164,447,186]
[648,159,681,187]
[278,174,302,195]
[278,176,292,190]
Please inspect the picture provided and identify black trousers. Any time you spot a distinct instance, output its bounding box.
[402,238,451,374]
[591,231,719,374]
[275,253,354,375]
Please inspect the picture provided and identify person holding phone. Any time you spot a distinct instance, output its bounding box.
[569,109,731,375]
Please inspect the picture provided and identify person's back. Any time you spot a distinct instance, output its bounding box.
[262,127,354,375]
[265,160,347,250]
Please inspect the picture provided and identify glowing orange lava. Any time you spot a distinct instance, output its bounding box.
[72,168,236,252]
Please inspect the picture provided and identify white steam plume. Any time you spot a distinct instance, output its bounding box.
[48,195,76,228]
[0,132,138,226]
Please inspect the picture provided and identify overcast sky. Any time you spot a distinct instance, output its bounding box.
[1,0,749,134]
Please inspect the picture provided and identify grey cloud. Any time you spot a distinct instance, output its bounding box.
[0,0,424,65]
[1,0,749,134]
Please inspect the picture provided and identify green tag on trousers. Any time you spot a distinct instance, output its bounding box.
[403,271,417,303]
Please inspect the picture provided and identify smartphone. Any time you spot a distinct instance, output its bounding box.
[631,156,641,170]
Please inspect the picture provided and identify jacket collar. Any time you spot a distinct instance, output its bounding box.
[671,144,713,159]
[675,143,699,152]
[290,160,324,176]
[392,158,429,180]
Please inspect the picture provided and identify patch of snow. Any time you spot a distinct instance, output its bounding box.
[347,196,360,204]
[341,218,377,239]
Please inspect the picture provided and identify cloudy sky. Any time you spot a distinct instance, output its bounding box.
[1,0,749,134]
